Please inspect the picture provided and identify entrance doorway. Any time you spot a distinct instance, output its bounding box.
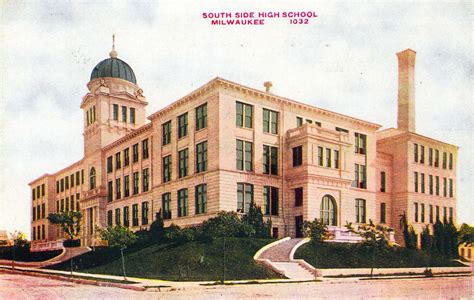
[295,215,304,238]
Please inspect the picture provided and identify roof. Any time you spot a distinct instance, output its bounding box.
[90,57,137,84]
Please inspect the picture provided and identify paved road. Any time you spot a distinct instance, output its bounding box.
[0,273,472,299]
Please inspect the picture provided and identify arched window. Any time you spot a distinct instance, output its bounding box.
[89,167,96,190]
[320,195,337,226]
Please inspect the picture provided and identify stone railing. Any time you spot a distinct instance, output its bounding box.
[30,239,66,252]
[286,124,350,144]
[327,226,396,244]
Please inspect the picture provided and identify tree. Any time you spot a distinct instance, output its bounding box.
[97,225,137,280]
[9,231,29,269]
[149,210,165,241]
[399,211,417,249]
[303,218,332,244]
[458,223,474,246]
[241,203,272,238]
[420,226,432,251]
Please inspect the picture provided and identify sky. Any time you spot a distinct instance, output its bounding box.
[0,0,472,237]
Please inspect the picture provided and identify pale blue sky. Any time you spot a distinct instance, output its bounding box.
[1,1,472,236]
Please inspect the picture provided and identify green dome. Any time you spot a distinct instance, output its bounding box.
[90,57,137,84]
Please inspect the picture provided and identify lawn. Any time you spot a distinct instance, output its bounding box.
[48,237,281,281]
[295,242,465,269]
[0,246,62,262]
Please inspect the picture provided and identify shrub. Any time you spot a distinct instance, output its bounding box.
[303,218,331,243]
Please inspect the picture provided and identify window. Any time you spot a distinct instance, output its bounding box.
[71,195,75,211]
[177,189,188,217]
[81,169,84,184]
[41,203,46,218]
[60,199,64,212]
[107,210,113,227]
[314,121,322,127]
[33,227,36,240]
[56,181,59,194]
[178,148,189,178]
[414,143,418,162]
[195,184,207,214]
[354,133,367,155]
[436,205,440,221]
[60,178,64,192]
[429,175,433,195]
[70,174,75,188]
[306,119,312,124]
[435,176,440,196]
[32,188,36,200]
[263,145,278,175]
[133,172,139,194]
[163,155,172,182]
[107,181,113,202]
[142,139,149,159]
[380,203,386,223]
[420,173,425,193]
[293,146,303,167]
[107,156,113,173]
[237,183,253,213]
[86,111,89,126]
[236,140,253,171]
[263,108,278,134]
[124,148,130,166]
[429,148,433,166]
[421,203,425,223]
[162,121,171,145]
[294,188,303,207]
[177,112,188,138]
[162,193,171,219]
[355,199,366,223]
[236,102,253,128]
[449,178,453,197]
[443,177,447,197]
[76,171,80,185]
[42,183,45,196]
[296,117,303,127]
[115,152,121,169]
[130,107,135,124]
[142,202,149,225]
[449,153,453,170]
[133,143,139,163]
[121,106,127,122]
[263,186,279,216]
[321,195,337,226]
[353,164,367,189]
[325,148,332,167]
[32,206,36,221]
[89,168,96,190]
[196,141,208,173]
[414,172,418,192]
[76,193,80,211]
[420,145,425,163]
[435,149,439,167]
[334,150,339,169]
[380,171,386,192]
[123,206,130,227]
[429,205,433,224]
[442,152,447,169]
[449,207,453,223]
[142,168,149,192]
[41,225,45,240]
[115,178,121,199]
[443,206,447,222]
[414,202,419,222]
[65,176,69,189]
[317,146,323,166]
[132,204,139,226]
[124,175,130,197]
[195,103,207,130]
[113,104,118,121]
[335,127,349,134]
[115,208,121,226]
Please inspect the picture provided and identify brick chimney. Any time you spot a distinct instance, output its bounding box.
[396,49,416,132]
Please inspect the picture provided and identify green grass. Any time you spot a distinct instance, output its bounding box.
[49,238,281,281]
[295,242,465,269]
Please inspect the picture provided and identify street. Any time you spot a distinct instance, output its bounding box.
[0,273,472,299]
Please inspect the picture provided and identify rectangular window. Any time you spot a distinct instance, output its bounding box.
[435,149,439,167]
[177,189,188,217]
[132,204,139,226]
[81,169,84,184]
[122,106,127,122]
[436,205,440,221]
[163,155,172,182]
[355,199,366,223]
[115,208,121,226]
[107,181,113,202]
[236,140,253,171]
[380,171,386,192]
[443,177,447,197]
[435,176,440,196]
[76,193,80,211]
[115,178,121,199]
[123,206,130,227]
[32,188,36,200]
[449,153,453,170]
[293,146,303,167]
[263,186,279,216]
[56,181,59,194]
[449,207,453,223]
[41,183,45,196]
[325,148,332,167]
[296,117,303,127]
[178,148,189,178]
[414,172,418,192]
[263,108,278,134]
[76,171,80,185]
[124,175,130,197]
[32,206,36,221]
[65,176,69,189]
[60,199,64,211]
[86,110,89,126]
[263,145,278,175]
[414,143,418,162]
[294,187,303,207]
[195,184,207,214]
[306,119,312,124]
[162,121,171,145]
[142,202,149,225]
[124,148,130,166]
[133,143,139,163]
[429,175,433,195]
[380,203,386,223]
[162,193,171,219]
[107,156,113,173]
[449,178,453,197]
[353,164,367,189]
[70,195,75,211]
[442,152,447,169]
[336,127,349,133]
[142,139,149,159]
[33,227,36,240]
[115,152,121,169]
[429,148,433,166]
[65,197,69,212]
[420,173,425,193]
[196,141,208,173]
[133,172,139,194]
[420,145,425,163]
[142,168,149,192]
[236,101,253,128]
[317,146,323,166]
[70,174,74,188]
[354,133,367,155]
[443,206,447,222]
[113,104,118,121]
[429,205,433,224]
[107,210,113,227]
[195,103,207,130]
[421,203,425,223]
[130,107,135,124]
[334,150,339,169]
[178,112,188,138]
[42,225,45,240]
[237,183,253,213]
[414,202,419,222]
[41,203,45,218]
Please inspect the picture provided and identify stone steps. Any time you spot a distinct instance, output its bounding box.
[272,262,315,280]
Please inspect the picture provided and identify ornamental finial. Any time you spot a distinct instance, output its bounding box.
[109,34,118,58]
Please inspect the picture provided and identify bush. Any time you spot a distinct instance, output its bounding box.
[63,239,80,248]
[303,218,331,243]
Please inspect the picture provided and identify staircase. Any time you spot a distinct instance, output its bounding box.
[255,238,320,280]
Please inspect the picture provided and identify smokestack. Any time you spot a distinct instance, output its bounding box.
[396,49,416,132]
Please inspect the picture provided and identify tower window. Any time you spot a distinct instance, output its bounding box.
[113,104,118,121]
[130,107,135,124]
[122,106,127,122]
